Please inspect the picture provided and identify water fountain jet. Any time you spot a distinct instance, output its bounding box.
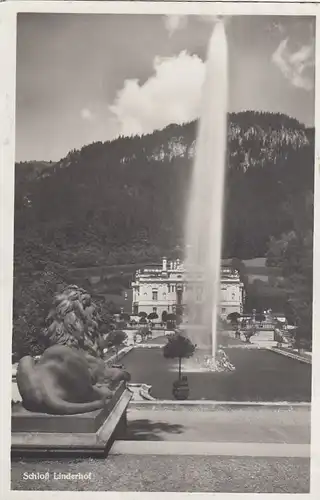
[184,19,232,371]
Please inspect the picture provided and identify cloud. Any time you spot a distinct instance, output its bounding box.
[268,21,285,34]
[163,15,187,36]
[272,38,314,91]
[80,108,95,121]
[110,51,205,137]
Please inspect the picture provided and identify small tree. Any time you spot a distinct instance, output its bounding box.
[106,330,127,359]
[139,317,148,325]
[120,312,130,322]
[244,325,257,343]
[255,313,266,325]
[161,311,168,323]
[148,312,159,321]
[163,333,195,381]
[138,311,147,318]
[139,325,151,341]
[227,312,241,325]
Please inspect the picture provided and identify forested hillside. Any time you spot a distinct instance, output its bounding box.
[14,111,314,273]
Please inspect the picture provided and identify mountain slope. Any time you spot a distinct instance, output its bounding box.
[14,111,314,271]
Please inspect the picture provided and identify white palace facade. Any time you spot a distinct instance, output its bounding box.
[131,258,245,320]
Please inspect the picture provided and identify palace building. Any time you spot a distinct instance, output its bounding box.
[131,257,245,320]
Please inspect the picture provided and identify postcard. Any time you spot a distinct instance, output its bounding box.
[0,1,319,497]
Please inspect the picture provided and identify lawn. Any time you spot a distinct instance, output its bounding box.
[123,347,311,402]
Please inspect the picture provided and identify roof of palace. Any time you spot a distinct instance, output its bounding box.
[133,260,241,284]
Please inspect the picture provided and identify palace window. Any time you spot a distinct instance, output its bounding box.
[152,290,158,301]
[153,307,157,313]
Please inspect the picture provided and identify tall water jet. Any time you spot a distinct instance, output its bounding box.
[185,18,229,363]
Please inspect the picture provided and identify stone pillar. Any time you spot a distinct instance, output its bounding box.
[162,257,167,272]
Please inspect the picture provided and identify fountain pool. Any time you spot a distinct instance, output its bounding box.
[121,346,311,402]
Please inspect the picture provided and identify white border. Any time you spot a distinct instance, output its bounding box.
[3,0,320,3]
[1,0,319,14]
[0,2,319,499]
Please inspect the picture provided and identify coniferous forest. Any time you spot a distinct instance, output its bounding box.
[13,111,314,356]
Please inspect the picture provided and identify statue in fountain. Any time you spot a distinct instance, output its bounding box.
[16,285,130,415]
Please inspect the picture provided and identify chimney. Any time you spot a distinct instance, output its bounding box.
[162,257,167,272]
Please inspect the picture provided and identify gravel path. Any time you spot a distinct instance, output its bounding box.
[11,455,310,492]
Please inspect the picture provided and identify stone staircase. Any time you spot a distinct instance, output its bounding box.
[225,329,276,348]
[250,330,276,347]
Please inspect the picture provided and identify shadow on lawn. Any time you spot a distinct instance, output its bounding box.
[122,419,185,441]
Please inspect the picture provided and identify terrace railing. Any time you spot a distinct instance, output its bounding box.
[125,323,166,330]
[256,322,277,330]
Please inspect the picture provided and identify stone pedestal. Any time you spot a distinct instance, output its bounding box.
[11,382,132,456]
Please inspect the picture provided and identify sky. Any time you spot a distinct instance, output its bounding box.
[15,14,315,162]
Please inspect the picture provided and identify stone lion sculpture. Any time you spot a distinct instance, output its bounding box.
[16,285,130,415]
[43,284,104,356]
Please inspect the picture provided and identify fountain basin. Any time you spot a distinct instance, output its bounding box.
[121,347,311,402]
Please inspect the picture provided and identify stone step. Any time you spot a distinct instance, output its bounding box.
[254,332,274,340]
[110,440,310,458]
[227,330,274,342]
[251,335,275,344]
[250,341,277,348]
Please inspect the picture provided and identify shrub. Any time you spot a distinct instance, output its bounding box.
[227,312,241,324]
[148,312,159,321]
[163,332,195,381]
[161,311,168,322]
[12,267,68,359]
[106,330,128,358]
